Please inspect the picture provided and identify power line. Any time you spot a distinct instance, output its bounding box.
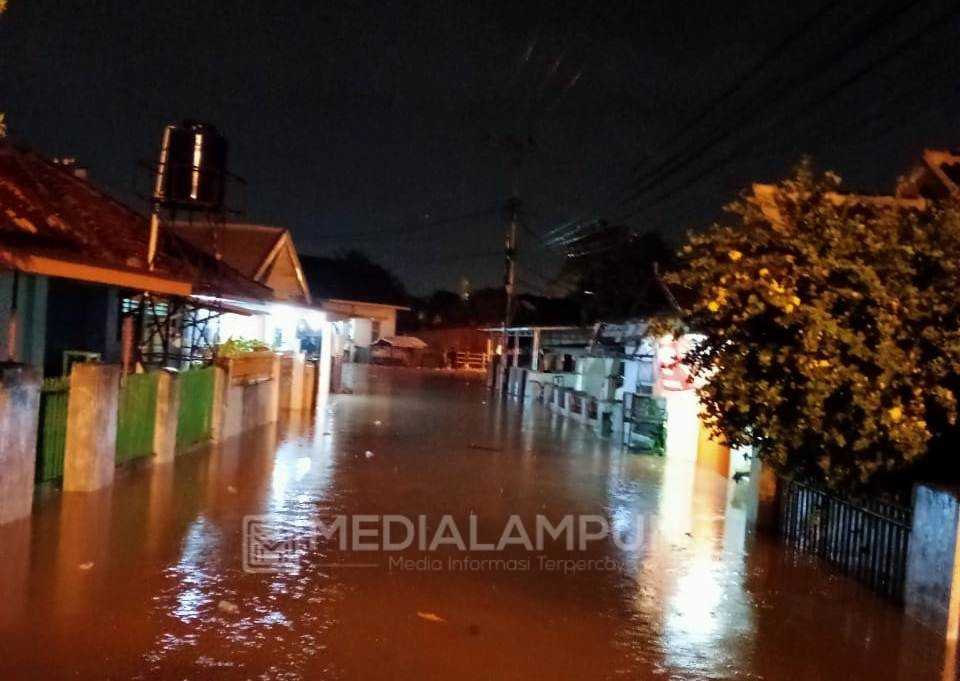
[627,1,840,179]
[615,0,921,214]
[615,2,960,223]
[530,3,846,239]
[397,249,504,268]
[310,205,500,241]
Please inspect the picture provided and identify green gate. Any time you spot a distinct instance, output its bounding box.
[36,376,70,482]
[177,366,215,447]
[116,372,160,464]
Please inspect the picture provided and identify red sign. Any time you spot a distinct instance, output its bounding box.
[657,339,695,392]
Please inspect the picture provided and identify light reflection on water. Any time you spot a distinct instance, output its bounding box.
[0,367,953,680]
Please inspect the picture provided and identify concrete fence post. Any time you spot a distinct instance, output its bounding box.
[264,353,280,424]
[289,352,306,410]
[152,371,180,463]
[303,360,318,412]
[221,364,244,441]
[210,365,227,443]
[0,364,41,525]
[63,363,120,493]
[905,484,960,640]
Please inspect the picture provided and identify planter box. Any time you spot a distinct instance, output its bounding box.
[219,351,277,386]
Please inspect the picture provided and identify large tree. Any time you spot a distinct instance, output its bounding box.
[666,163,960,489]
[299,250,409,307]
[557,224,674,321]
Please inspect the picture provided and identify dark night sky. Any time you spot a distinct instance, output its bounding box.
[2,1,959,294]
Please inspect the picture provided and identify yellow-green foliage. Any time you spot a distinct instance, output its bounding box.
[216,337,271,357]
[666,163,960,487]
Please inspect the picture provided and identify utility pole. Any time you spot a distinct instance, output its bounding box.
[503,195,520,333]
[501,135,525,371]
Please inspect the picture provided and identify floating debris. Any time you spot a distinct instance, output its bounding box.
[468,443,502,452]
[218,600,240,616]
[416,611,446,624]
[78,561,94,570]
[365,450,375,459]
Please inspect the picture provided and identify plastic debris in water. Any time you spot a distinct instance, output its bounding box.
[373,420,382,426]
[416,611,446,623]
[365,450,375,459]
[218,600,240,615]
[78,561,94,570]
[227,485,238,494]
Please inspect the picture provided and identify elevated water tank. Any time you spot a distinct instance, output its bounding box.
[153,120,228,210]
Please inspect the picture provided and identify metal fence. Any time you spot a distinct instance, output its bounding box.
[36,376,70,482]
[779,478,912,601]
[177,366,215,447]
[455,351,488,369]
[116,372,160,464]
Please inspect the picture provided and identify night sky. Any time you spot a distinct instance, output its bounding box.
[2,1,959,294]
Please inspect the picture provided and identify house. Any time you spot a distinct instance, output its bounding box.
[369,335,428,367]
[0,143,270,375]
[750,147,960,224]
[169,220,329,356]
[299,253,410,362]
[319,298,409,361]
[170,221,311,304]
[896,148,960,201]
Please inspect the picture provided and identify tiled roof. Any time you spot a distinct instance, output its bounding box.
[0,142,270,301]
[171,222,285,279]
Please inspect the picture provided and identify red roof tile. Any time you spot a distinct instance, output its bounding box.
[0,142,269,301]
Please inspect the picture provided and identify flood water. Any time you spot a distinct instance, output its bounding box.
[0,366,955,679]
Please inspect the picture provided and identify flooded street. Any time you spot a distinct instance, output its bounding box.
[0,367,954,680]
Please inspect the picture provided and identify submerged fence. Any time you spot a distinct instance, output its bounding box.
[177,366,215,446]
[35,376,70,482]
[115,372,160,464]
[779,478,912,602]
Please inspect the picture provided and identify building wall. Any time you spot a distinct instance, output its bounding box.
[414,326,487,353]
[217,311,266,346]
[263,244,308,303]
[575,356,612,396]
[44,278,120,376]
[380,313,396,338]
[352,318,373,348]
[0,271,48,368]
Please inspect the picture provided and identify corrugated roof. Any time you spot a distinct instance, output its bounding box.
[0,142,270,301]
[372,335,427,349]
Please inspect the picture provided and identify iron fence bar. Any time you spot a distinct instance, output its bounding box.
[777,476,911,603]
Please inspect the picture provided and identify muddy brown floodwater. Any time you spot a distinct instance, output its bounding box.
[0,366,955,679]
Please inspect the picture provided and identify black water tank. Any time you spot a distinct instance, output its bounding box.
[155,120,228,209]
